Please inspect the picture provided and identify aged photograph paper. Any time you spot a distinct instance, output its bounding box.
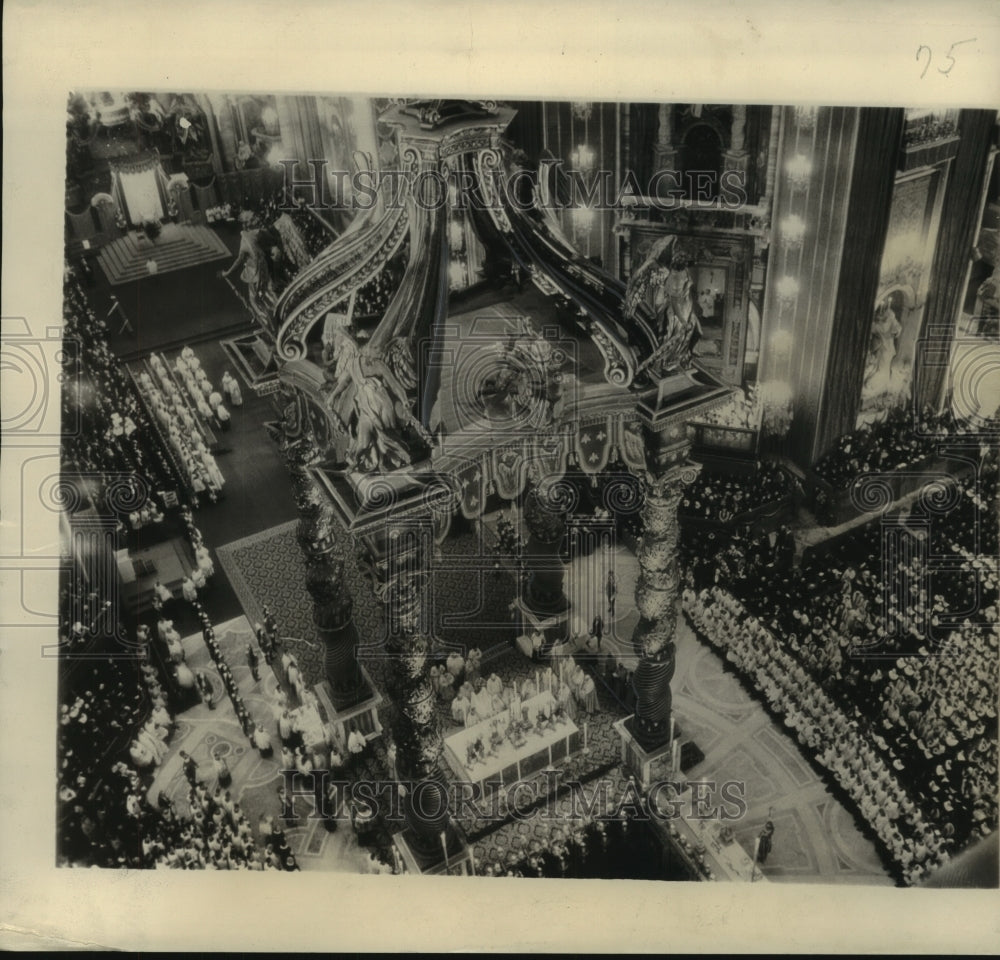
[2,0,1000,953]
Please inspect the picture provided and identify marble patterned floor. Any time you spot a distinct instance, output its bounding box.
[672,619,892,884]
[145,616,370,872]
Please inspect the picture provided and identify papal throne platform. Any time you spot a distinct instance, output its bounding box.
[97,222,231,285]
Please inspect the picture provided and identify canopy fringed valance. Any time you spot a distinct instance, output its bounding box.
[440,413,646,527]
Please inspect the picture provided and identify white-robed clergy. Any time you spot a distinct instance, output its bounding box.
[181,575,199,604]
[221,370,243,407]
[154,581,173,605]
[196,546,215,579]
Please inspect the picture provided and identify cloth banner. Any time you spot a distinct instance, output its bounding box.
[455,456,488,519]
[574,415,614,474]
[527,432,569,486]
[492,443,529,501]
[616,416,647,471]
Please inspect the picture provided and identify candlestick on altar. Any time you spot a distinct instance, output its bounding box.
[669,716,676,744]
[583,721,589,752]
[392,844,401,874]
[547,744,553,767]
[752,837,760,882]
[440,830,449,875]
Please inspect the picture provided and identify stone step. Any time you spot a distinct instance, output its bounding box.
[97,224,231,285]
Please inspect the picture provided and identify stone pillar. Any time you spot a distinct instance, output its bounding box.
[203,93,241,173]
[724,104,749,183]
[627,463,699,751]
[195,93,227,177]
[275,95,327,182]
[761,105,781,208]
[654,103,676,171]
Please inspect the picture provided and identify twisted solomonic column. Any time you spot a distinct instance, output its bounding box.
[273,395,366,708]
[379,547,454,859]
[628,462,701,751]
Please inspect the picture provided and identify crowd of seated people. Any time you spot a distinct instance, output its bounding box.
[58,581,119,652]
[684,585,953,885]
[57,640,172,866]
[61,267,184,504]
[173,346,234,429]
[813,406,970,491]
[482,808,681,881]
[679,462,794,523]
[680,450,999,879]
[682,522,796,588]
[59,661,274,871]
[693,385,760,430]
[265,194,330,263]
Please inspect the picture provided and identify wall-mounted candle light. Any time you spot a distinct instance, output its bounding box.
[778,214,807,250]
[775,275,800,304]
[785,153,813,190]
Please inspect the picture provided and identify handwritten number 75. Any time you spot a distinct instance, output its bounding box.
[917,39,976,78]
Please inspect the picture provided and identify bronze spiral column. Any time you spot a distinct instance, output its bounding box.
[273,392,367,708]
[628,463,700,752]
[377,534,454,859]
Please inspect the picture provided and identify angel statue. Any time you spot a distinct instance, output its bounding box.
[321,325,426,473]
[219,212,277,331]
[624,235,703,377]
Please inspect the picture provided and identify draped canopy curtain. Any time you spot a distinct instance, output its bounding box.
[110,152,171,226]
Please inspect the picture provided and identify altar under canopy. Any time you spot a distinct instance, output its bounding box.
[443,691,581,790]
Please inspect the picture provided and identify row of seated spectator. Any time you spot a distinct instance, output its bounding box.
[684,585,956,886]
[679,461,795,523]
[61,266,185,505]
[692,384,760,430]
[813,406,976,491]
[57,642,173,867]
[681,449,998,867]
